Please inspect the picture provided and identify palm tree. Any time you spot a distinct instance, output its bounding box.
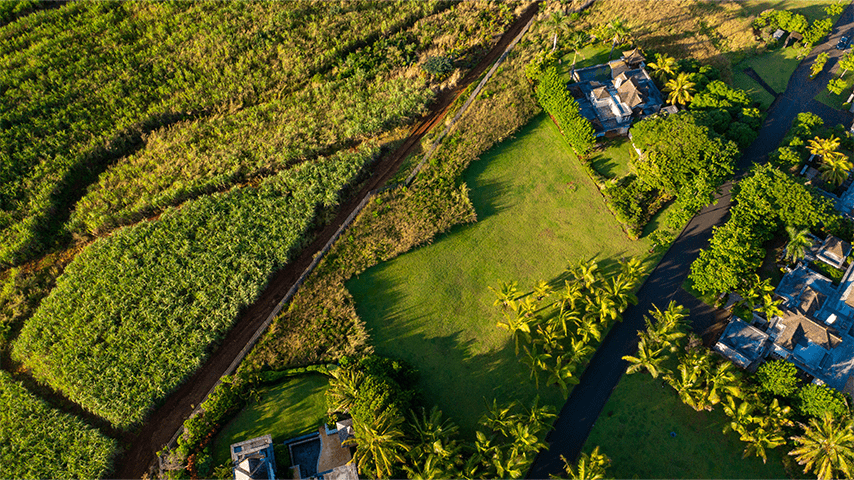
[607,18,630,60]
[760,398,795,432]
[534,321,566,354]
[496,310,533,355]
[707,360,743,405]
[327,367,365,413]
[623,335,668,378]
[547,354,581,398]
[665,72,696,106]
[646,301,689,351]
[785,226,813,262]
[592,292,619,322]
[741,426,786,464]
[722,395,759,436]
[807,135,842,161]
[560,447,611,480]
[345,410,411,479]
[533,280,553,300]
[405,407,461,479]
[604,275,638,311]
[619,256,645,285]
[648,53,677,82]
[576,259,600,290]
[789,413,854,480]
[521,344,552,388]
[566,31,589,73]
[543,11,567,52]
[575,314,604,344]
[820,153,853,187]
[489,281,518,308]
[666,363,712,411]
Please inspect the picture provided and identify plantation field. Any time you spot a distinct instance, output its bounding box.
[583,373,790,479]
[12,147,377,429]
[0,0,515,267]
[0,371,117,479]
[347,114,662,435]
[211,374,330,467]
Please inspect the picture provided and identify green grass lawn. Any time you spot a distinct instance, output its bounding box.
[741,0,839,23]
[583,373,792,479]
[731,69,777,110]
[734,46,802,95]
[211,374,330,466]
[346,114,662,436]
[558,44,613,81]
[590,137,635,179]
[815,81,851,110]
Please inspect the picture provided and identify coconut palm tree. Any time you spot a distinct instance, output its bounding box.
[785,226,813,262]
[575,314,604,344]
[619,256,645,285]
[807,135,842,161]
[820,153,853,187]
[648,53,678,82]
[533,280,553,300]
[666,362,712,411]
[760,398,795,432]
[623,335,668,378]
[789,412,854,480]
[534,321,565,354]
[566,31,589,73]
[345,409,411,479]
[723,395,759,436]
[489,281,518,308]
[543,11,567,52]
[741,426,786,464]
[560,446,611,480]
[522,344,552,388]
[327,367,365,413]
[665,72,696,106]
[547,354,581,398]
[645,301,689,352]
[604,275,638,311]
[607,18,630,60]
[707,360,743,405]
[405,407,461,479]
[496,310,533,355]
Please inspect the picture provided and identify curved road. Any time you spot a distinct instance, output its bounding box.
[528,4,854,478]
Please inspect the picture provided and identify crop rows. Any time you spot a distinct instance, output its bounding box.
[12,145,379,428]
[0,371,117,478]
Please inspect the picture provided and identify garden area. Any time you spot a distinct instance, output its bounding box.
[346,113,663,436]
[583,373,790,478]
[210,374,330,469]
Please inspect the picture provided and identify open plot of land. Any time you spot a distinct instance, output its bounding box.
[211,374,329,466]
[583,373,790,479]
[734,47,803,96]
[347,114,660,435]
[590,137,635,179]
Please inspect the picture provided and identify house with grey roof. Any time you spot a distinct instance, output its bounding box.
[568,48,664,136]
[817,235,851,269]
[715,259,854,396]
[231,434,276,480]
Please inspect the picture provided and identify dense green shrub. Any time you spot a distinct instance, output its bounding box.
[631,111,738,198]
[755,360,799,397]
[690,164,840,294]
[601,175,662,238]
[534,66,595,157]
[797,383,849,419]
[328,355,418,426]
[0,371,117,479]
[13,146,379,429]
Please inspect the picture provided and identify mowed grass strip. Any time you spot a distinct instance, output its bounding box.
[583,373,790,479]
[347,114,659,435]
[211,374,329,467]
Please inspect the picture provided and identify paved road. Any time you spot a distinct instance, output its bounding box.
[527,5,854,478]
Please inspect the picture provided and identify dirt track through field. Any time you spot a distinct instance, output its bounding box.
[114,4,539,478]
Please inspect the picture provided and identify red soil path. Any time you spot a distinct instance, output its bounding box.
[114,4,539,478]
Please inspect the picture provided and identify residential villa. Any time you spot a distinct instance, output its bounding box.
[230,421,358,480]
[568,48,665,136]
[714,235,854,396]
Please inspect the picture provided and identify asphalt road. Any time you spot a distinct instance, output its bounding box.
[527,4,854,478]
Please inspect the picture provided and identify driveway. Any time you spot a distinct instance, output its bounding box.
[527,4,854,478]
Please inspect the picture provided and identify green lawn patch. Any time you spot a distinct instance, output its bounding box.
[734,46,802,95]
[741,0,839,24]
[211,374,330,466]
[346,114,662,436]
[681,276,720,307]
[815,83,850,110]
[583,373,791,479]
[590,137,635,179]
[557,44,612,81]
[731,69,776,110]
